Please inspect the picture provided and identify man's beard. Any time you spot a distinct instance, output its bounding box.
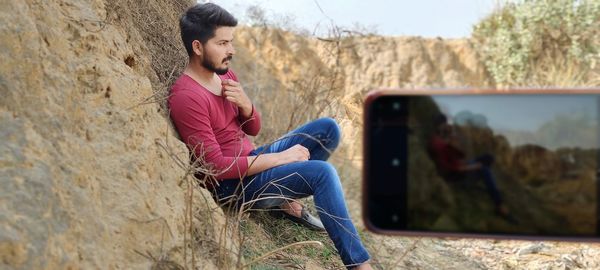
[202,55,233,75]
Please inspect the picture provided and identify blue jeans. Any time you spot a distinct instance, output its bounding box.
[212,117,370,268]
[467,156,502,206]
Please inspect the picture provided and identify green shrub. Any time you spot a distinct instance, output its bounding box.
[473,0,600,86]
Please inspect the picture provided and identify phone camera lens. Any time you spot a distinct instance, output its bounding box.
[392,102,401,111]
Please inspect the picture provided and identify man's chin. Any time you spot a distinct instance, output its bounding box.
[215,68,229,75]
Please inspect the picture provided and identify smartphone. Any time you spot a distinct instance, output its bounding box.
[363,89,600,241]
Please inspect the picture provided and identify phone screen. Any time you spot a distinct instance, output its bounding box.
[365,94,600,238]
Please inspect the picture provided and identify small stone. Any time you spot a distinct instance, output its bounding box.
[516,242,547,256]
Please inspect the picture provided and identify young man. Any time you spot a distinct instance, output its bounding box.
[427,114,511,218]
[168,3,372,269]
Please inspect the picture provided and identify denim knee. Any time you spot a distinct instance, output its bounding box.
[311,160,341,189]
[316,117,341,149]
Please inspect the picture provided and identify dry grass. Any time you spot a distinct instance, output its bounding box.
[526,52,600,88]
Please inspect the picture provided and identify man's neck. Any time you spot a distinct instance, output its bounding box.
[184,61,216,84]
[184,61,222,95]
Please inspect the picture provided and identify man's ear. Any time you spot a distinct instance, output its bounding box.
[192,40,203,57]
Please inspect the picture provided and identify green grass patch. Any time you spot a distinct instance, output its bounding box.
[239,210,343,269]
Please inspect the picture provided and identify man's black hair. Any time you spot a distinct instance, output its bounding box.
[433,113,448,127]
[179,3,238,57]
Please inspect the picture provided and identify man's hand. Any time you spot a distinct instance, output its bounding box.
[276,144,310,165]
[460,162,483,171]
[246,144,309,176]
[222,79,253,117]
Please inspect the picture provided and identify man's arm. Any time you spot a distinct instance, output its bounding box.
[245,144,310,176]
[222,78,261,136]
[169,91,251,179]
[238,103,261,136]
[458,162,483,171]
[170,91,307,179]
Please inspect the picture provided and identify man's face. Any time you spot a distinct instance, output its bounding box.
[199,26,235,75]
[440,123,455,138]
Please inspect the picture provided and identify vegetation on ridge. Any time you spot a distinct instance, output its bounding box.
[473,0,600,87]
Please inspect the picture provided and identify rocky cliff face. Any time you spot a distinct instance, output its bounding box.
[0,1,214,269]
[2,1,599,269]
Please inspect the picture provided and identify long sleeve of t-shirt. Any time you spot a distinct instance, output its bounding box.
[168,70,261,180]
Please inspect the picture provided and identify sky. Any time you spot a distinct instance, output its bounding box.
[432,95,600,149]
[433,95,598,131]
[208,0,500,38]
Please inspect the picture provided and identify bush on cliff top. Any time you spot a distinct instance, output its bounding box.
[473,0,600,86]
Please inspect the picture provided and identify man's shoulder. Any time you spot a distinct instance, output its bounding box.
[171,74,195,92]
[170,75,209,99]
[169,81,211,110]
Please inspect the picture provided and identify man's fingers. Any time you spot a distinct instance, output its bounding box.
[222,86,242,94]
[222,79,240,87]
[297,144,307,150]
[222,85,236,92]
[225,96,236,103]
[223,89,235,96]
[287,144,310,161]
[223,89,241,99]
[299,151,308,160]
[298,145,310,159]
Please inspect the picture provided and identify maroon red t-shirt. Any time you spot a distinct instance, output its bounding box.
[168,70,261,180]
[428,135,465,172]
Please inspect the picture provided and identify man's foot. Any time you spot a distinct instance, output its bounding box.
[271,201,325,231]
[496,204,510,216]
[496,204,518,225]
[280,201,303,217]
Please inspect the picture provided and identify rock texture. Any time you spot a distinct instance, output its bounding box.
[0,0,222,269]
